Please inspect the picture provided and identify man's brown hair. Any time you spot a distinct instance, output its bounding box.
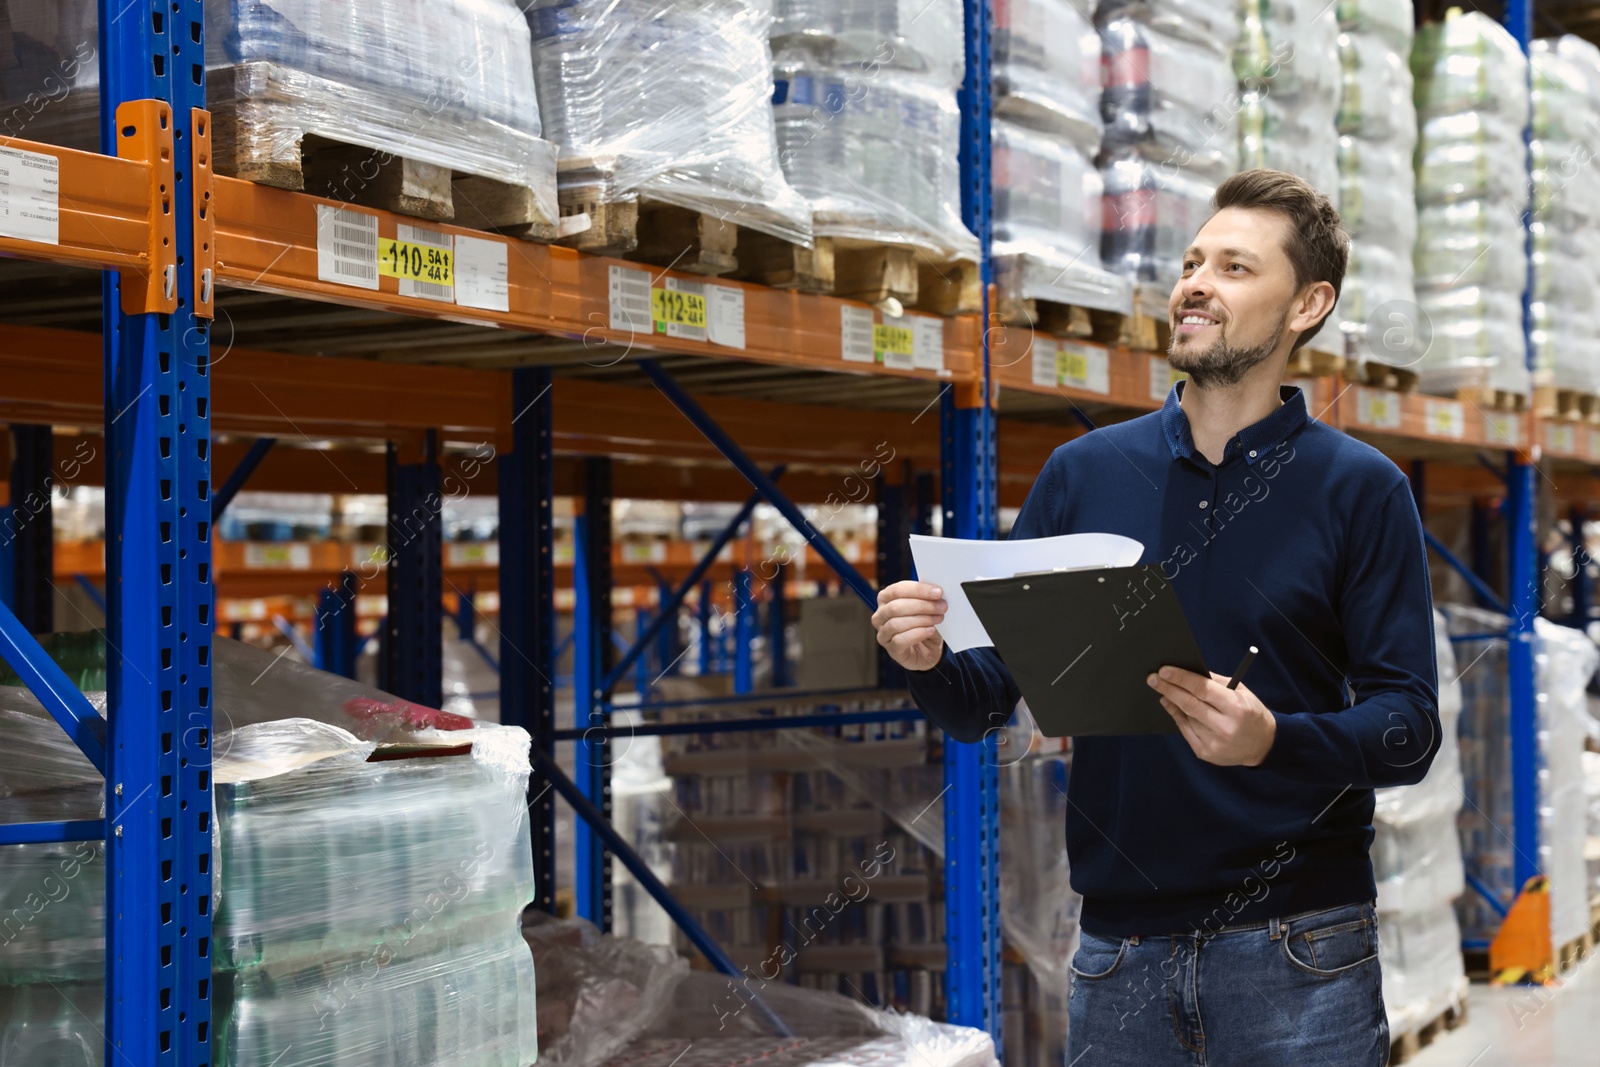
[1212,169,1349,350]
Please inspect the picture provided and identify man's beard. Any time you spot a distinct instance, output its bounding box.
[1166,312,1286,389]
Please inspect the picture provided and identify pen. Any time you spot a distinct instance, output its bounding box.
[1226,646,1258,690]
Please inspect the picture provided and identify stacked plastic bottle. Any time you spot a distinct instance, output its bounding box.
[1370,610,1468,1038]
[1530,37,1600,400]
[527,0,811,245]
[1411,10,1531,400]
[767,0,980,263]
[1332,0,1419,374]
[1444,604,1599,957]
[990,0,1131,317]
[1235,1,1341,200]
[1097,0,1241,295]
[0,666,538,1066]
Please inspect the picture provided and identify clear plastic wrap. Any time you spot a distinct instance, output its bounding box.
[1584,750,1600,901]
[1378,904,1470,1039]
[1412,10,1530,397]
[1098,0,1239,51]
[1336,0,1414,53]
[1099,153,1218,289]
[992,0,1102,149]
[529,0,812,245]
[1235,1,1341,201]
[1530,37,1600,395]
[1337,28,1416,142]
[769,2,979,260]
[1444,605,1599,950]
[1099,15,1240,183]
[992,119,1132,314]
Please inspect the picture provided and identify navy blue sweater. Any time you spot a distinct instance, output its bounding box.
[908,382,1440,937]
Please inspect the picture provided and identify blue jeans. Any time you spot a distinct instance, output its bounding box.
[1067,901,1388,1066]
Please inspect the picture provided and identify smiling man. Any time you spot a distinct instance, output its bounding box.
[870,169,1439,1064]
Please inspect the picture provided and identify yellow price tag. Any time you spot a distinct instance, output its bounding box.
[1058,348,1090,384]
[652,287,707,329]
[873,324,915,362]
[379,237,453,284]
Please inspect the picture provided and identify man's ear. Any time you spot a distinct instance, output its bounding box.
[1288,281,1337,336]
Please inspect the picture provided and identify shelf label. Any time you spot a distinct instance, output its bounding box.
[874,323,915,369]
[445,542,498,567]
[1424,398,1465,439]
[1547,421,1577,455]
[608,265,652,332]
[841,305,875,363]
[620,541,668,564]
[315,205,379,290]
[453,234,509,312]
[244,543,311,570]
[911,315,944,371]
[1030,337,1058,388]
[707,285,745,349]
[1354,387,1401,429]
[652,278,708,342]
[1058,343,1110,394]
[0,146,58,245]
[1484,411,1519,447]
[1149,358,1183,402]
[382,224,453,301]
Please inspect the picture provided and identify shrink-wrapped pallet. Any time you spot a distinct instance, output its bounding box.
[1333,1,1419,372]
[0,665,537,1066]
[530,0,811,246]
[768,0,978,262]
[1235,0,1341,202]
[1412,10,1530,399]
[1097,2,1239,294]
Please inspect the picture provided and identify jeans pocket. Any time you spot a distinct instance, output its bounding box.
[1069,933,1127,981]
[1281,912,1377,977]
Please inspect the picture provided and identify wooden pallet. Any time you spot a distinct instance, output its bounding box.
[1356,360,1419,393]
[736,232,982,315]
[1533,384,1600,423]
[209,68,559,238]
[1556,925,1597,973]
[1455,385,1529,414]
[1285,345,1345,378]
[995,292,1132,347]
[1389,995,1468,1064]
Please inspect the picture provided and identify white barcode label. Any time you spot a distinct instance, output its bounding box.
[0,146,58,245]
[1059,343,1109,394]
[1031,337,1058,387]
[841,305,875,363]
[315,205,379,289]
[911,315,945,371]
[395,223,453,302]
[609,265,652,333]
[454,234,510,312]
[1424,398,1464,439]
[707,285,746,349]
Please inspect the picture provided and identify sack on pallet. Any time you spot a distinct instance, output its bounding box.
[1444,604,1599,951]
[768,0,978,262]
[530,0,811,245]
[1236,0,1341,202]
[993,0,1102,149]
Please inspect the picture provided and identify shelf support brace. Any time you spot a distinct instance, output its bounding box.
[210,436,277,522]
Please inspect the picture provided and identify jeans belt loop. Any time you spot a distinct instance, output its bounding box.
[1268,917,1283,941]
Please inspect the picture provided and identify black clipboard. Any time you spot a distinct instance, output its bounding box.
[961,564,1210,737]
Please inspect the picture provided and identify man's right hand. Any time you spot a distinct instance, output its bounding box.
[872,580,947,671]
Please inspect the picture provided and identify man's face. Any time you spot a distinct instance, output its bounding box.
[1167,207,1304,388]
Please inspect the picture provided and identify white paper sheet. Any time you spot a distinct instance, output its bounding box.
[908,533,1145,652]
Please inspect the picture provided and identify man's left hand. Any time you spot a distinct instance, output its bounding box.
[1147,666,1276,767]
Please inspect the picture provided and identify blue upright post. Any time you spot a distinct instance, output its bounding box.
[734,568,755,694]
[314,570,359,678]
[383,433,443,707]
[655,576,678,678]
[6,425,54,633]
[1570,505,1589,629]
[635,607,652,696]
[768,563,789,688]
[1502,0,1543,902]
[574,456,614,930]
[100,1,213,1061]
[943,0,1001,1046]
[698,579,714,675]
[499,367,558,913]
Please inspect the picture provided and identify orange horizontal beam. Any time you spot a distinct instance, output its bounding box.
[0,134,155,275]
[213,175,979,386]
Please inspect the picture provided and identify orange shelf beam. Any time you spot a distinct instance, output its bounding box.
[0,133,159,276]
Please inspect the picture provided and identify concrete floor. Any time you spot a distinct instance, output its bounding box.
[1405,953,1600,1066]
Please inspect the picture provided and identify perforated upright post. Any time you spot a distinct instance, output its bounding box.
[99,2,213,1063]
[574,456,614,930]
[941,0,1001,1045]
[313,571,359,679]
[734,568,755,694]
[499,367,557,912]
[384,432,443,707]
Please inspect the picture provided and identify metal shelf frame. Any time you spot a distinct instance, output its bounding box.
[0,1,1570,1062]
